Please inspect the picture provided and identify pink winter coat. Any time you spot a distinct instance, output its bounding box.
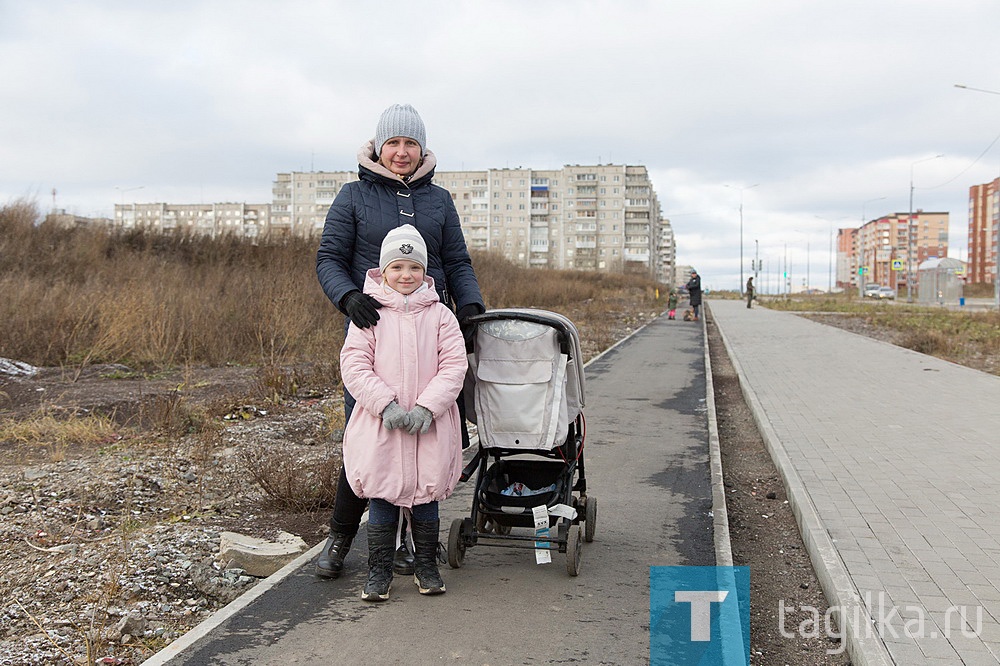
[341,268,468,508]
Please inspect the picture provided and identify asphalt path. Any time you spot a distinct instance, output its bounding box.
[150,314,714,665]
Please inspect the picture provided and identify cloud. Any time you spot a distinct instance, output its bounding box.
[3,0,1000,286]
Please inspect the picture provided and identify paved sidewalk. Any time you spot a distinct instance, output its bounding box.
[710,299,1000,665]
[144,314,716,665]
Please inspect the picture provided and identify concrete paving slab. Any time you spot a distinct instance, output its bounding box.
[710,299,1000,666]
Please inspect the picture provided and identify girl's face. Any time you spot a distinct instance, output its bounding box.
[383,259,424,295]
[379,136,422,177]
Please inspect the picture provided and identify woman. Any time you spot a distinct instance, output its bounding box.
[315,103,485,580]
[686,270,702,321]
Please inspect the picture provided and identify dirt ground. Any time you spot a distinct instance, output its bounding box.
[0,308,913,665]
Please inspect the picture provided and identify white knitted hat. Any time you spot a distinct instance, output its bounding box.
[379,224,427,272]
[373,103,426,156]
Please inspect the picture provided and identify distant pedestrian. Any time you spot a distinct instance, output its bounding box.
[746,277,755,309]
[686,270,702,321]
[667,288,679,320]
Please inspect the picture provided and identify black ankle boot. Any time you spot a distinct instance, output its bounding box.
[362,522,396,602]
[392,513,414,575]
[315,532,354,579]
[393,542,415,576]
[411,519,445,595]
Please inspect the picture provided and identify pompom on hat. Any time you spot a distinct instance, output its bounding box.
[379,224,428,273]
[373,103,426,156]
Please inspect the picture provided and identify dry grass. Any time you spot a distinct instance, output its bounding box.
[1,199,662,373]
[2,198,665,508]
[0,200,342,371]
[0,410,120,461]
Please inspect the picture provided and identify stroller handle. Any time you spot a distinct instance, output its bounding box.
[467,309,577,357]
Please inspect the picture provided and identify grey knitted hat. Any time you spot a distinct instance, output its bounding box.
[373,103,426,156]
[379,224,428,273]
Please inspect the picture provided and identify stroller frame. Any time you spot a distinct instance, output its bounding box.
[447,309,596,576]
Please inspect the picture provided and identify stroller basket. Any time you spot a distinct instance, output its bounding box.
[479,459,569,527]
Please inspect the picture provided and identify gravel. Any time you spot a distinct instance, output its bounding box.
[0,383,336,666]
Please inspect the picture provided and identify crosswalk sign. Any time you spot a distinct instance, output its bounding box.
[891,259,903,271]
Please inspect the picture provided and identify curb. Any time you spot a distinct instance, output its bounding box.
[140,539,327,665]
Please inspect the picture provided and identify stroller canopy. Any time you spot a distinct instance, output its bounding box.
[467,309,585,451]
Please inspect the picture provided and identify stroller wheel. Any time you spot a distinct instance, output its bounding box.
[447,518,466,569]
[565,524,582,577]
[494,521,511,536]
[584,495,597,543]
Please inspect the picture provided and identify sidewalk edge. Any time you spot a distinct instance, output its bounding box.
[139,539,327,665]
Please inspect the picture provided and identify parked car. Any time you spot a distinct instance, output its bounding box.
[874,286,896,300]
[863,283,882,298]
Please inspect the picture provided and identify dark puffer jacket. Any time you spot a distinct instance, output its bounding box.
[316,142,484,321]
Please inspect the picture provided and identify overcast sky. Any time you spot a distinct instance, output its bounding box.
[3,1,1000,291]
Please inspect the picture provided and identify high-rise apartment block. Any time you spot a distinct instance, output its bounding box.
[968,177,998,285]
[836,211,949,290]
[270,164,672,281]
[109,164,672,281]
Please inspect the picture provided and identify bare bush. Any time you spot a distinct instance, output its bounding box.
[236,441,340,511]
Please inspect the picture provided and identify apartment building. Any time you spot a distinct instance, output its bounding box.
[272,163,668,278]
[838,211,949,291]
[968,177,999,285]
[271,171,359,237]
[658,221,676,287]
[105,163,668,278]
[112,202,272,239]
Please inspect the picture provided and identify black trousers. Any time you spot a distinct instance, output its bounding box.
[329,386,471,535]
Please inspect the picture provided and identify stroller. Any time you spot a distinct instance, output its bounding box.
[447,308,596,576]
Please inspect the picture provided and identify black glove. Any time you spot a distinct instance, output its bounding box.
[341,290,382,328]
[456,304,482,347]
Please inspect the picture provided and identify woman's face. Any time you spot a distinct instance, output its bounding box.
[379,136,422,177]
[383,259,424,295]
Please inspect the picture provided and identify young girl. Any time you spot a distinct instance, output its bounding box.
[340,224,468,601]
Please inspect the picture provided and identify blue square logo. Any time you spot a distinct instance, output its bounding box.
[650,566,750,665]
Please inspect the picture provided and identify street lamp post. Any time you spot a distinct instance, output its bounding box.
[955,83,1000,311]
[907,155,943,303]
[754,238,760,290]
[815,215,849,293]
[724,183,759,295]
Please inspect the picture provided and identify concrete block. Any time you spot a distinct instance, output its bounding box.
[217,531,307,577]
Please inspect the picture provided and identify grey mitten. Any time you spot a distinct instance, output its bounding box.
[405,405,433,435]
[381,401,410,431]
